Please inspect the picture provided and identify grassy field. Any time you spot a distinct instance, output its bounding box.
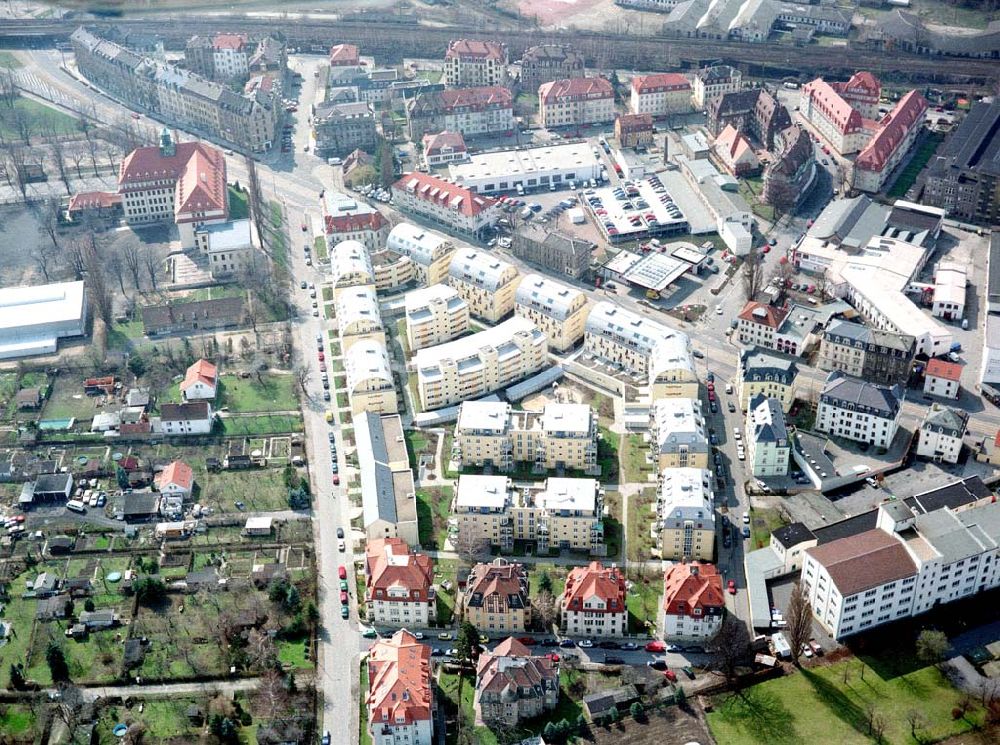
[26,620,126,685]
[887,132,945,199]
[0,706,34,736]
[95,698,204,742]
[0,95,80,139]
[626,489,658,562]
[228,184,249,219]
[315,234,328,262]
[707,655,984,745]
[621,433,654,484]
[218,373,299,413]
[218,414,303,436]
[415,485,454,550]
[626,573,662,635]
[597,425,620,482]
[197,468,293,514]
[41,375,107,422]
[359,662,373,745]
[748,507,788,551]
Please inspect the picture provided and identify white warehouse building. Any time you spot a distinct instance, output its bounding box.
[0,281,88,359]
[448,142,603,194]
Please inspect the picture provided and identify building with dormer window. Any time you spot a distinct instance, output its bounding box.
[560,561,627,638]
[661,562,725,640]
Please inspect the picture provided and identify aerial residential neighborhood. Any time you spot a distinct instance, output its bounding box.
[0,1,999,744]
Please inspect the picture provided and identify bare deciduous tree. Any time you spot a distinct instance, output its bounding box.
[293,365,311,395]
[245,154,270,258]
[709,615,752,689]
[741,246,765,302]
[785,582,813,667]
[83,238,114,326]
[905,709,927,744]
[452,525,490,567]
[533,589,558,632]
[122,241,142,288]
[253,668,290,721]
[143,251,161,290]
[6,143,30,201]
[49,137,72,195]
[109,249,127,295]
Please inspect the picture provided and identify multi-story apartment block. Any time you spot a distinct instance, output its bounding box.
[364,538,436,628]
[463,559,530,634]
[454,475,604,554]
[448,248,520,323]
[584,301,695,397]
[366,630,434,745]
[407,87,515,141]
[615,113,654,149]
[312,101,377,159]
[414,317,548,410]
[510,226,594,281]
[657,467,715,561]
[800,72,881,155]
[803,498,1000,639]
[324,210,390,254]
[452,401,599,474]
[692,65,743,110]
[560,561,627,638]
[331,239,376,295]
[421,131,468,168]
[852,91,928,194]
[345,339,398,415]
[73,27,280,153]
[117,131,229,247]
[209,33,250,81]
[924,358,962,400]
[392,172,500,237]
[386,223,456,286]
[630,73,692,117]
[738,347,799,413]
[475,638,559,727]
[761,125,817,211]
[746,394,791,477]
[817,371,903,448]
[661,562,725,640]
[707,88,790,150]
[514,273,589,353]
[539,77,615,128]
[736,302,788,351]
[819,320,915,387]
[404,284,470,351]
[444,40,508,88]
[519,44,585,95]
[649,398,709,470]
[923,101,1000,225]
[194,219,254,279]
[917,405,968,464]
[336,285,385,351]
[357,413,418,546]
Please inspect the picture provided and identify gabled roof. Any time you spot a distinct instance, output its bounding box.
[159,402,212,422]
[738,301,789,329]
[806,529,916,597]
[446,39,506,60]
[324,210,388,235]
[212,33,248,51]
[156,459,194,492]
[820,371,903,417]
[68,190,122,211]
[715,124,758,166]
[393,172,497,218]
[926,358,962,382]
[175,148,227,216]
[465,560,528,610]
[631,72,690,94]
[329,43,359,66]
[856,91,928,173]
[422,130,467,156]
[367,630,432,726]
[365,538,434,598]
[802,78,864,134]
[180,359,218,391]
[562,561,626,613]
[662,562,725,617]
[539,76,613,103]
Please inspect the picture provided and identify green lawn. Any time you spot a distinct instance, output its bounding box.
[626,488,658,562]
[359,662,373,745]
[277,638,313,670]
[218,414,303,436]
[621,433,654,484]
[217,373,299,413]
[228,184,249,219]
[96,699,202,742]
[415,485,454,550]
[887,132,944,199]
[707,656,984,745]
[748,507,788,551]
[0,706,34,736]
[315,235,328,262]
[0,95,80,139]
[597,425,620,482]
[626,575,662,635]
[438,670,499,745]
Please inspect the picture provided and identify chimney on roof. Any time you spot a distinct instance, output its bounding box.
[689,563,698,576]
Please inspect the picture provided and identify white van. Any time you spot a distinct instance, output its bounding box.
[66,500,86,513]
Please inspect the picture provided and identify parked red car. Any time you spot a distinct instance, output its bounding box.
[340,591,349,604]
[727,579,737,595]
[645,640,665,653]
[517,637,537,646]
[338,565,347,580]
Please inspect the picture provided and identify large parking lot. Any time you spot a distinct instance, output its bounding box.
[581,175,689,244]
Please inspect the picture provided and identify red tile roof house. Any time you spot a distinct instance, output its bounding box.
[329,43,360,68]
[474,637,559,727]
[391,171,500,238]
[560,561,627,638]
[629,72,692,117]
[737,301,790,351]
[924,358,962,400]
[366,630,434,745]
[180,359,219,401]
[364,538,437,628]
[155,459,195,516]
[421,130,468,168]
[853,91,929,194]
[661,562,725,640]
[324,211,389,253]
[117,130,229,250]
[67,191,123,222]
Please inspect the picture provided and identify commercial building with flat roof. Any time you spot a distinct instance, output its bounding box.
[0,281,87,359]
[455,475,605,553]
[404,284,470,351]
[448,248,521,323]
[514,274,589,352]
[584,301,695,396]
[448,142,602,195]
[452,400,598,474]
[414,316,548,410]
[356,413,418,546]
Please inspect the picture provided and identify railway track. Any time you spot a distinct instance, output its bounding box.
[0,15,997,85]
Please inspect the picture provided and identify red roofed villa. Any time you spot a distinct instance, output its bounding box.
[180,359,219,402]
[737,301,790,349]
[421,130,468,168]
[630,72,692,117]
[662,562,725,640]
[329,43,359,67]
[391,171,499,237]
[924,358,962,399]
[156,459,195,499]
[364,538,436,628]
[539,77,615,128]
[560,561,627,638]
[366,630,434,745]
[714,124,761,177]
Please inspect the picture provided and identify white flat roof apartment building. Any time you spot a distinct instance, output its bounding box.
[816,371,903,448]
[0,281,87,360]
[745,394,791,477]
[404,284,470,351]
[414,316,548,410]
[630,73,692,117]
[448,248,521,323]
[803,499,1000,639]
[448,142,602,195]
[514,273,589,353]
[386,223,456,286]
[452,400,599,474]
[345,339,398,415]
[584,301,696,396]
[454,474,605,554]
[657,467,715,561]
[538,77,615,129]
[649,398,709,470]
